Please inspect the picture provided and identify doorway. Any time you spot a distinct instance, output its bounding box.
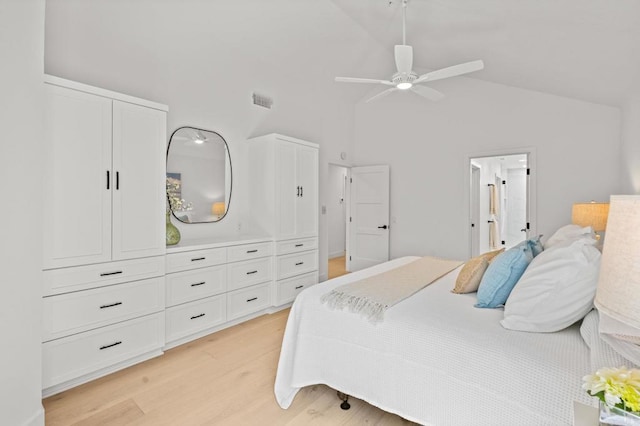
[327,164,349,279]
[469,153,532,257]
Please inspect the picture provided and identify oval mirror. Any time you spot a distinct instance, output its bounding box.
[166,126,232,223]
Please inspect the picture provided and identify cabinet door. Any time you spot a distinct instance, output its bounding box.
[295,145,318,237]
[274,141,298,239]
[112,101,166,260]
[43,85,112,269]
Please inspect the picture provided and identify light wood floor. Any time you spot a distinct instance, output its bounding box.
[43,308,415,425]
[328,255,349,280]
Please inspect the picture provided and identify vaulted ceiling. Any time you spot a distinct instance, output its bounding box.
[330,0,640,107]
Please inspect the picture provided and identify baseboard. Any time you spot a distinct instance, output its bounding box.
[23,405,44,426]
[329,250,346,259]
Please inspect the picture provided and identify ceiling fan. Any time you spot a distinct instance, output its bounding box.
[335,0,484,103]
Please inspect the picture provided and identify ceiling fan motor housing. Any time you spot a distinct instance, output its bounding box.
[392,71,417,86]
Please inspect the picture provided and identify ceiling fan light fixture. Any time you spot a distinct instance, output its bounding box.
[396,82,412,90]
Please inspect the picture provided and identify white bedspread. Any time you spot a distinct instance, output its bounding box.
[274,257,595,426]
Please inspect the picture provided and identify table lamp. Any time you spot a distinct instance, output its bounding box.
[571,201,609,241]
[211,202,226,219]
[595,195,640,363]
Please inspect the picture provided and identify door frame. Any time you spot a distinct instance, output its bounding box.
[465,147,537,259]
[470,163,481,257]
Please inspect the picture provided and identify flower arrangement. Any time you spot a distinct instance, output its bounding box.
[166,176,192,212]
[583,366,640,424]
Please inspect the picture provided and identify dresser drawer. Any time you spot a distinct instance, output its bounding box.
[276,250,318,280]
[227,283,270,321]
[226,242,273,262]
[227,257,272,292]
[166,248,226,273]
[275,272,319,306]
[165,265,226,307]
[42,312,164,389]
[43,256,165,296]
[165,294,226,344]
[43,277,165,342]
[275,238,318,255]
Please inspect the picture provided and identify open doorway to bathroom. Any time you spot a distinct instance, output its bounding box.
[328,164,350,279]
[469,153,533,257]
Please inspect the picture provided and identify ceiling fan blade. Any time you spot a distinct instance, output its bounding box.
[335,77,394,86]
[365,88,397,103]
[410,85,445,102]
[414,60,484,84]
[394,45,413,73]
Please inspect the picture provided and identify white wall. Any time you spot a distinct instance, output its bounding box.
[621,99,640,194]
[327,165,348,258]
[44,0,389,281]
[0,0,45,425]
[354,76,622,261]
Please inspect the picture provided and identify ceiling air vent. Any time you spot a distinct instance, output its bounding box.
[252,92,273,109]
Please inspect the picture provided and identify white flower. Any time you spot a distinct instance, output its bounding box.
[605,392,622,407]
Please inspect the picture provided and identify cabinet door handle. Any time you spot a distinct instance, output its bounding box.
[295,285,304,290]
[116,171,120,190]
[246,270,258,275]
[190,281,206,287]
[295,262,304,266]
[100,271,123,277]
[296,186,300,197]
[99,341,122,350]
[99,302,122,309]
[106,170,110,190]
[300,186,303,197]
[246,249,258,253]
[246,297,258,302]
[295,244,304,247]
[191,257,205,262]
[190,313,205,320]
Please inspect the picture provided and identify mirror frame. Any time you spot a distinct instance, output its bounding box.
[166,126,233,224]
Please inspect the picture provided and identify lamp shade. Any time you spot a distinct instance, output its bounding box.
[571,202,610,232]
[594,195,640,333]
[211,201,226,217]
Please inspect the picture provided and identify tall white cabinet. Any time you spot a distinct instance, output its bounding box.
[41,76,168,396]
[248,134,319,305]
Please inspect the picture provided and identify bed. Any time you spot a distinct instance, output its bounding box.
[274,255,630,426]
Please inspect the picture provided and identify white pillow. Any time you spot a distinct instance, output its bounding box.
[501,238,601,332]
[544,224,596,249]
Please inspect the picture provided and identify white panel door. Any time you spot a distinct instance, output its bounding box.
[506,168,528,247]
[112,101,166,260]
[43,85,112,269]
[295,145,318,238]
[275,142,297,239]
[347,165,390,272]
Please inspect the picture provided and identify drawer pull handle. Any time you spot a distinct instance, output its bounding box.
[247,297,258,302]
[190,313,205,320]
[100,271,123,277]
[295,244,304,247]
[295,262,304,266]
[191,257,206,262]
[246,270,258,275]
[246,249,258,253]
[99,341,122,350]
[100,302,122,309]
[295,285,304,290]
[190,281,206,287]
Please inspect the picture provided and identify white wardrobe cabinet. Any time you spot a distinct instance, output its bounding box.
[248,134,319,306]
[42,76,168,397]
[43,76,167,269]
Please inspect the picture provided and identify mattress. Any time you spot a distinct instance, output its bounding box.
[274,256,595,426]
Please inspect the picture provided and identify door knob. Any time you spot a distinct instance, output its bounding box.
[378,225,388,229]
[520,228,527,232]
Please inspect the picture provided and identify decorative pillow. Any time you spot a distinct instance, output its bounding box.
[528,235,544,257]
[500,238,601,332]
[544,224,595,249]
[475,245,533,308]
[452,249,505,294]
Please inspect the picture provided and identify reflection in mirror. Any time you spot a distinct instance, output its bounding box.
[166,126,232,223]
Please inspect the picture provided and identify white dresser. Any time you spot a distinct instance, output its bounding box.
[41,76,167,397]
[247,134,320,306]
[164,237,274,348]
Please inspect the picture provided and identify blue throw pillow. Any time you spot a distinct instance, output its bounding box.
[527,235,544,257]
[475,245,533,308]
